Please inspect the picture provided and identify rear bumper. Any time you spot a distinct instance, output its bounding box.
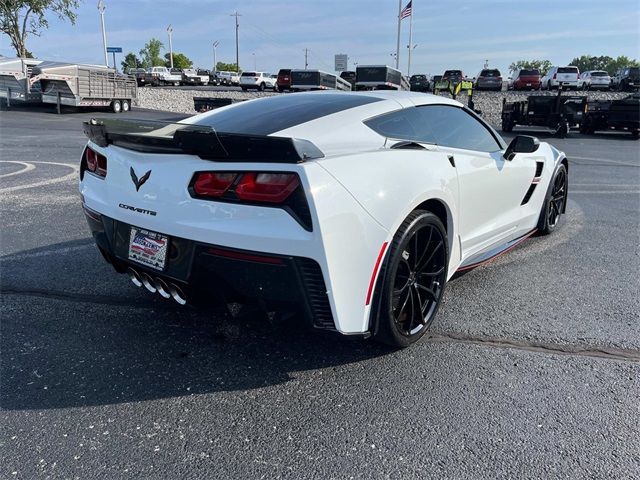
[84,206,336,330]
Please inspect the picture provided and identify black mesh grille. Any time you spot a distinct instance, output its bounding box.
[296,258,335,330]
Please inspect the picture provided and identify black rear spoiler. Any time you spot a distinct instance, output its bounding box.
[82,118,324,163]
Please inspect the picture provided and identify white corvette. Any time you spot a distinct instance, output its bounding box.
[80,91,568,347]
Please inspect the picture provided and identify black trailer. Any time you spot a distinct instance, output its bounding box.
[579,94,640,138]
[355,65,409,91]
[193,97,246,113]
[290,70,351,91]
[501,89,587,137]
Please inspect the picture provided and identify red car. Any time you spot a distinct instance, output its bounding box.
[276,68,292,92]
[512,69,541,90]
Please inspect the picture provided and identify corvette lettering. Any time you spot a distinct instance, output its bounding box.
[118,203,157,216]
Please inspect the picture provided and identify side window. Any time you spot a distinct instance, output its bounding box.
[365,105,502,153]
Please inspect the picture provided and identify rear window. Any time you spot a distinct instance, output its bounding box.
[191,93,383,135]
[629,67,640,75]
[411,75,427,80]
[241,72,257,77]
[591,71,608,77]
[278,69,291,75]
[558,67,578,73]
[444,70,462,76]
[520,69,539,76]
[480,69,500,77]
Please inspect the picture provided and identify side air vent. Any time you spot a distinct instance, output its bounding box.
[390,141,427,150]
[295,258,335,330]
[521,184,537,205]
[535,161,544,178]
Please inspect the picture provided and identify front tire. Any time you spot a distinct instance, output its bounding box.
[538,164,567,235]
[372,211,448,348]
[111,99,121,113]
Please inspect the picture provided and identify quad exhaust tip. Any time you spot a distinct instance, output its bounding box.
[128,267,143,287]
[127,267,186,305]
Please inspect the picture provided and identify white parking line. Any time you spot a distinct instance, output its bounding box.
[0,161,36,178]
[0,161,78,194]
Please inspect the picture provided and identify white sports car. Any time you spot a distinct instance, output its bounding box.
[80,91,568,347]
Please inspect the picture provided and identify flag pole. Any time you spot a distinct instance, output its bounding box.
[395,0,401,69]
[407,2,413,76]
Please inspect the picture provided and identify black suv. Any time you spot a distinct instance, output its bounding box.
[613,67,640,91]
[409,74,430,92]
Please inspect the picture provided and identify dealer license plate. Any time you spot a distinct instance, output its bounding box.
[526,83,531,86]
[128,227,169,271]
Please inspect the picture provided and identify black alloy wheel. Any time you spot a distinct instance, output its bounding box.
[538,164,567,235]
[373,211,448,347]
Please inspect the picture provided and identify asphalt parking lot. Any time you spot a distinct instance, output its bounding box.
[1,106,639,479]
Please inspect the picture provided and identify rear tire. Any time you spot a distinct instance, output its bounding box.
[258,82,265,92]
[372,211,448,348]
[538,164,567,235]
[121,99,130,112]
[111,99,122,113]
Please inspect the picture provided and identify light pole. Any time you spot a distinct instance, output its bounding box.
[167,25,174,69]
[252,52,256,70]
[97,0,108,67]
[230,11,241,72]
[212,40,219,71]
[407,43,417,76]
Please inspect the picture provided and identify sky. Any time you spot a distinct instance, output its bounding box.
[1,0,639,76]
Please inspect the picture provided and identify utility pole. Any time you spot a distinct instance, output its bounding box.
[304,48,308,69]
[230,11,241,72]
[167,25,174,68]
[395,0,401,69]
[97,0,108,67]
[213,41,219,71]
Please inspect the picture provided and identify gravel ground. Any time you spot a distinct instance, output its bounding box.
[137,87,633,129]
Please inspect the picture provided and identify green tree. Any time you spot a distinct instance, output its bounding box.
[122,52,142,72]
[569,55,613,73]
[0,0,80,58]
[215,61,239,72]
[164,52,192,69]
[139,38,164,68]
[508,59,553,75]
[605,55,639,75]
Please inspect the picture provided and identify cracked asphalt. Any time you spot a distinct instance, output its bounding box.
[1,105,639,479]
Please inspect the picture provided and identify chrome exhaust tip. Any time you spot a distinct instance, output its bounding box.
[154,277,171,299]
[128,267,142,287]
[140,272,157,293]
[169,283,187,305]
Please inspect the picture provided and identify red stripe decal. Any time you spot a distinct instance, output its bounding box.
[365,242,389,306]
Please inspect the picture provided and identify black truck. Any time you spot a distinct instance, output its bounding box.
[579,94,640,139]
[501,89,587,137]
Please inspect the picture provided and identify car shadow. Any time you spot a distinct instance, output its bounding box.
[0,239,394,411]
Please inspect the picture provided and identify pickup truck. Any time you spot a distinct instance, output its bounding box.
[216,71,240,86]
[148,66,182,86]
[181,68,209,86]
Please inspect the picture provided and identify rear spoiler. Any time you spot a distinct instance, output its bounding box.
[82,118,323,163]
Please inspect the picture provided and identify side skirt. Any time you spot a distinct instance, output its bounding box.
[456,229,537,272]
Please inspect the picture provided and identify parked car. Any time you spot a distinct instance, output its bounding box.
[409,74,430,92]
[611,67,640,91]
[80,91,569,347]
[474,69,502,91]
[129,68,150,87]
[580,93,639,138]
[577,70,610,90]
[442,69,464,85]
[148,66,182,86]
[511,69,541,91]
[339,71,357,89]
[276,68,292,92]
[217,71,240,86]
[541,66,580,90]
[181,68,209,86]
[239,71,277,91]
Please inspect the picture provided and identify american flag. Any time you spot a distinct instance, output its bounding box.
[400,1,412,19]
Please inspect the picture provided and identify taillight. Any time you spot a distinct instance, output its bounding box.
[235,172,299,203]
[497,76,502,81]
[193,172,237,197]
[190,171,310,230]
[83,146,107,178]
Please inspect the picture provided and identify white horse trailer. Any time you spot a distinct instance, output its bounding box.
[0,57,43,104]
[30,62,137,112]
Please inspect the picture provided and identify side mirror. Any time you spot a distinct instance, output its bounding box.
[504,135,540,161]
